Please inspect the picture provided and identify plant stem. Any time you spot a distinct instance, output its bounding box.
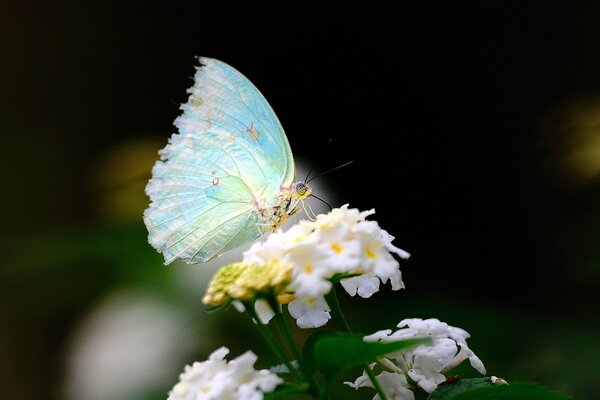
[324,288,352,332]
[325,288,388,400]
[273,312,304,364]
[364,366,388,400]
[320,378,335,400]
[268,298,323,398]
[243,301,304,383]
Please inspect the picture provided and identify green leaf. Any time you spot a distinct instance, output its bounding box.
[306,331,430,376]
[302,330,334,372]
[427,378,494,399]
[263,383,309,399]
[427,378,572,400]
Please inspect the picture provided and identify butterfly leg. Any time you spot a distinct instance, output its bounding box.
[301,199,317,221]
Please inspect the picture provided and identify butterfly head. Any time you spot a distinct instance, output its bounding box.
[283,181,312,218]
[293,181,312,200]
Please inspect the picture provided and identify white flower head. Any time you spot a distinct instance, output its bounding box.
[350,318,486,395]
[237,204,409,328]
[168,347,282,400]
[396,318,486,376]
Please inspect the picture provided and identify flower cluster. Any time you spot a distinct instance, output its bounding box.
[216,204,410,328]
[168,347,282,400]
[346,318,486,398]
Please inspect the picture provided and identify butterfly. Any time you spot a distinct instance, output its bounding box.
[144,57,311,265]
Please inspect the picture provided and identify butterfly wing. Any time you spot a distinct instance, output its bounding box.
[144,57,294,264]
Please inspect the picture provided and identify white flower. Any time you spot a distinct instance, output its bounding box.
[340,273,380,298]
[230,300,275,325]
[376,372,415,400]
[287,296,331,329]
[345,367,415,400]
[285,243,332,298]
[313,205,374,229]
[253,299,276,324]
[168,347,282,400]
[243,232,289,266]
[394,318,486,378]
[354,318,486,394]
[312,223,362,273]
[238,204,409,328]
[344,363,374,390]
[355,221,407,291]
[408,351,448,392]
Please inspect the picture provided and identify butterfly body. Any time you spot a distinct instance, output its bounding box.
[144,57,309,264]
[255,181,312,231]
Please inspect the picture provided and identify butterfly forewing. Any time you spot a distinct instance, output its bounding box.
[144,57,294,264]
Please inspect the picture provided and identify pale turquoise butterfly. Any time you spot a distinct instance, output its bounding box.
[144,57,311,264]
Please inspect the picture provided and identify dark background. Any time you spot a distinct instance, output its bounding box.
[2,2,599,399]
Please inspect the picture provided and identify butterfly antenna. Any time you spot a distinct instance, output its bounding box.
[305,138,333,182]
[306,160,354,184]
[311,194,333,211]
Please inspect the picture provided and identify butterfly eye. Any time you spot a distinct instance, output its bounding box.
[295,182,308,196]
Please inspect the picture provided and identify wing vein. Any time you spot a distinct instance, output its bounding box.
[146,202,213,230]
[185,79,282,153]
[189,211,254,263]
[165,209,252,263]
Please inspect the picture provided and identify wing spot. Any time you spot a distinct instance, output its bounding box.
[211,170,216,175]
[189,96,203,108]
[212,177,220,185]
[246,122,260,141]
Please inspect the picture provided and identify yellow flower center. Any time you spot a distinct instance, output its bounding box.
[330,241,343,254]
[365,245,378,259]
[304,298,316,306]
[291,235,306,244]
[304,262,314,274]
